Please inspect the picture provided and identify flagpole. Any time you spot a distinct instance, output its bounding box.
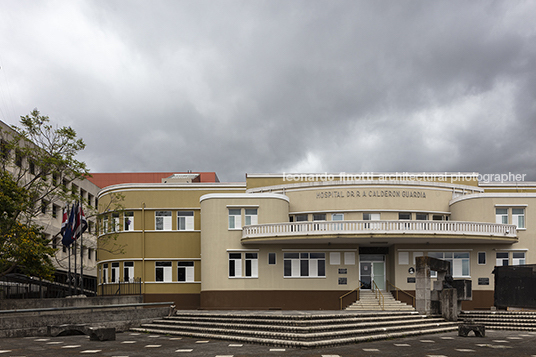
[80,199,84,295]
[68,244,72,296]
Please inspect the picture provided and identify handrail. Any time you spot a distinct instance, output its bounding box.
[386,280,415,307]
[371,281,384,311]
[339,282,363,310]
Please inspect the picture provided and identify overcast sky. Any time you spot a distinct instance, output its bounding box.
[0,1,535,182]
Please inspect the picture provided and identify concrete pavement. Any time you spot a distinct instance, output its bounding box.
[1,329,536,356]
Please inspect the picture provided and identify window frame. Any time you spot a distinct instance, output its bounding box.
[228,209,242,230]
[155,261,172,282]
[177,261,195,282]
[155,211,172,231]
[283,252,326,278]
[178,211,194,231]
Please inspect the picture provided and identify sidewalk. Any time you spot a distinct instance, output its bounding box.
[1,329,536,356]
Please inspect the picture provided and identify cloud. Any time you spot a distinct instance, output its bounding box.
[0,0,535,182]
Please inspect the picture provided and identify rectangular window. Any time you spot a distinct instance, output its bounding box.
[229,253,242,277]
[155,211,172,231]
[178,261,195,282]
[178,211,194,230]
[124,261,134,282]
[88,248,92,260]
[112,213,120,232]
[363,213,380,220]
[496,208,508,224]
[245,208,258,225]
[52,205,58,218]
[478,252,486,265]
[155,261,172,282]
[111,262,119,283]
[398,251,409,265]
[331,213,344,221]
[284,252,325,278]
[245,253,258,277]
[416,213,428,220]
[496,252,509,266]
[313,213,326,221]
[268,252,276,265]
[295,214,308,222]
[102,263,108,283]
[399,212,411,220]
[330,252,341,265]
[513,252,526,266]
[228,209,241,229]
[428,252,470,277]
[512,208,525,229]
[124,212,134,231]
[344,252,356,265]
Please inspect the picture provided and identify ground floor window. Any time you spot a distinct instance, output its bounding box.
[178,261,195,282]
[155,261,172,282]
[229,252,258,278]
[124,261,134,282]
[496,252,509,266]
[513,252,526,265]
[284,252,326,277]
[428,252,470,277]
[111,262,119,283]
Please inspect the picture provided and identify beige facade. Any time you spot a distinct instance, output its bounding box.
[97,173,535,310]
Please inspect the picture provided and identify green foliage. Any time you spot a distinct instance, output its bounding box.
[0,171,55,279]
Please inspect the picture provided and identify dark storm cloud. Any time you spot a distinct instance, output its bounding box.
[0,0,534,182]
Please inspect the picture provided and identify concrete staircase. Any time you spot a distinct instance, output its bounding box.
[131,311,457,348]
[345,290,415,311]
[459,310,536,331]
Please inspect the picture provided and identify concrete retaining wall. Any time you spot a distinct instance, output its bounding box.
[0,295,142,310]
[0,296,171,338]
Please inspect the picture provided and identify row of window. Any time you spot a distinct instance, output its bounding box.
[228,252,355,278]
[290,213,449,222]
[100,211,195,233]
[101,261,195,283]
[399,251,527,278]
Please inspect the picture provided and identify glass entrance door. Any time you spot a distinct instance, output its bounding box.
[359,255,385,290]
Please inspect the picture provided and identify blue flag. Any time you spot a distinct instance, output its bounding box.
[61,204,76,246]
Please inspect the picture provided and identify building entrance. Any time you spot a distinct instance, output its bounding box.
[359,254,385,290]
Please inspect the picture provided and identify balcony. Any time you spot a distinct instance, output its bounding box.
[241,220,518,245]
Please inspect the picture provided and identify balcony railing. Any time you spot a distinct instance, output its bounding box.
[242,220,517,239]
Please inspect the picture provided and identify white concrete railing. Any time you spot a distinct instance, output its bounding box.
[242,220,517,239]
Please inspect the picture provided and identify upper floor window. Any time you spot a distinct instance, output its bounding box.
[245,208,258,225]
[228,209,241,229]
[399,213,411,220]
[512,208,525,229]
[363,213,380,220]
[332,213,344,221]
[155,211,172,230]
[295,214,308,222]
[178,211,194,230]
[124,212,134,231]
[495,208,508,224]
[112,213,120,232]
[313,213,326,221]
[416,213,428,220]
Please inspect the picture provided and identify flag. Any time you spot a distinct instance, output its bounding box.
[62,204,76,246]
[74,203,88,240]
[60,207,68,236]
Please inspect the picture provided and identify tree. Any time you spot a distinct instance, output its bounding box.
[0,109,90,279]
[0,171,55,279]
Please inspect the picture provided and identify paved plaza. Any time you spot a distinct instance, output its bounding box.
[1,329,536,357]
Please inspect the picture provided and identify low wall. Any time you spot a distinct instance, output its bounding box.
[0,295,142,310]
[0,296,171,338]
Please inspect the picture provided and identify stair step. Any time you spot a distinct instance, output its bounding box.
[131,311,455,348]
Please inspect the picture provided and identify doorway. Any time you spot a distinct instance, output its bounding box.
[359,254,385,290]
